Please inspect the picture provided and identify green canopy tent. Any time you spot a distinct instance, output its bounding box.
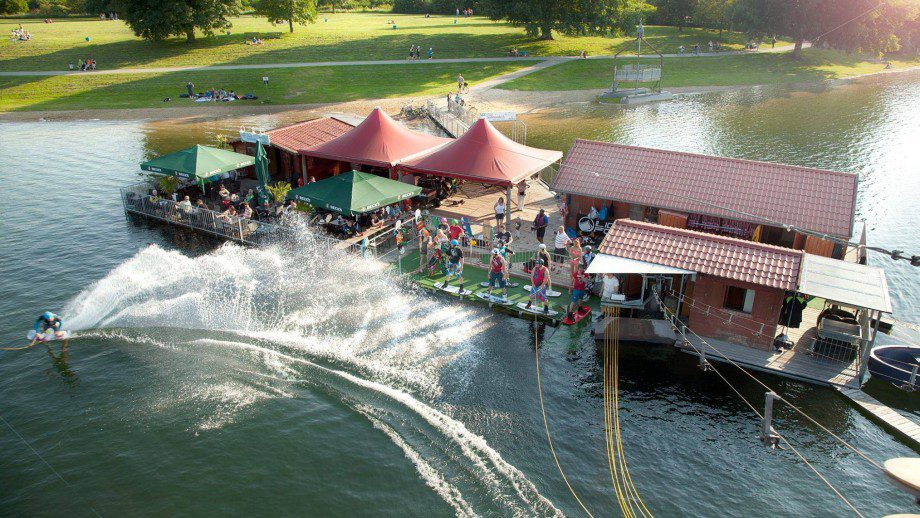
[140,144,255,190]
[287,170,421,215]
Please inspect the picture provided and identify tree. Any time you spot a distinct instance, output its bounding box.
[652,0,696,32]
[121,0,242,43]
[255,0,316,32]
[0,0,28,14]
[483,0,653,41]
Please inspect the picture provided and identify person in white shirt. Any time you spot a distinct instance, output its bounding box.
[553,226,571,262]
[601,273,620,301]
[493,197,506,225]
[178,195,192,212]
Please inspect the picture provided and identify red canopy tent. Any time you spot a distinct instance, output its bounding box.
[398,118,562,187]
[300,107,451,177]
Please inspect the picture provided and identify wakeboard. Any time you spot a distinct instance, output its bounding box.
[562,306,592,326]
[516,302,559,317]
[27,329,70,342]
[478,281,520,288]
[435,283,473,296]
[522,285,562,298]
[476,291,514,305]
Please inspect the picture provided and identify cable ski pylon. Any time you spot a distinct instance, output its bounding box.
[603,306,653,518]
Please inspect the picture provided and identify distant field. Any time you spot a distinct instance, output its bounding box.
[0,14,788,71]
[498,49,920,91]
[0,61,529,111]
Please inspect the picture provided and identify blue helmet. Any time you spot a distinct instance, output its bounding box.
[450,239,459,246]
[42,311,54,320]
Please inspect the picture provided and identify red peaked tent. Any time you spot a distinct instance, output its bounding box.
[300,107,451,170]
[398,118,563,187]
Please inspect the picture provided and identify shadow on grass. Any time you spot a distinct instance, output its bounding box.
[1,61,526,112]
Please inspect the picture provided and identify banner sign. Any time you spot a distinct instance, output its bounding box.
[240,130,270,146]
[481,112,517,122]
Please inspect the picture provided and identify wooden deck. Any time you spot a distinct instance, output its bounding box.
[430,181,563,252]
[836,387,920,450]
[680,334,862,388]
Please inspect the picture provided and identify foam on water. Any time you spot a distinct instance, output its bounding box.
[60,230,558,515]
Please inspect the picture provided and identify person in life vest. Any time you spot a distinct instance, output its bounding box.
[437,239,465,292]
[34,312,63,337]
[525,259,552,313]
[567,263,589,320]
[487,248,509,301]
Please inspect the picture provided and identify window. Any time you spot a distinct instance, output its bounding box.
[724,286,755,314]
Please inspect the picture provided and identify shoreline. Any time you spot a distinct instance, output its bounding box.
[1,65,917,123]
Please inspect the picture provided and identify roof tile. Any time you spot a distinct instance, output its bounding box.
[599,219,803,291]
[554,140,857,237]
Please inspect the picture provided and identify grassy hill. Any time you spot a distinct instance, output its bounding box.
[1,14,785,72]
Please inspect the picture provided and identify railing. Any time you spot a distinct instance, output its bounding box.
[120,182,294,246]
[427,99,469,138]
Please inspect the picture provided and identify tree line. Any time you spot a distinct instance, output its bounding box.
[3,0,917,57]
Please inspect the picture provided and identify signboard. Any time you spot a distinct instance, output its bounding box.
[240,130,270,146]
[578,216,613,235]
[481,111,517,122]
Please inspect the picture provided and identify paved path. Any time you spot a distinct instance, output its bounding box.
[0,44,800,78]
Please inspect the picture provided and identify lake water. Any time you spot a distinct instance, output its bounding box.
[1,72,918,517]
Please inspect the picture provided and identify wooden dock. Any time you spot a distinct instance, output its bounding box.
[680,334,862,388]
[835,387,920,450]
[677,332,920,450]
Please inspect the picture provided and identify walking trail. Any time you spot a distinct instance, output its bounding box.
[0,44,801,81]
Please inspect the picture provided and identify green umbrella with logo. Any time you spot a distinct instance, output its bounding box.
[286,170,421,216]
[140,144,254,190]
[254,141,270,203]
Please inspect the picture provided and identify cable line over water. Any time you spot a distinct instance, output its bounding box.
[651,290,872,516]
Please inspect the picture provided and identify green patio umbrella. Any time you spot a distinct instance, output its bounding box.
[287,170,421,215]
[140,144,255,188]
[254,141,270,203]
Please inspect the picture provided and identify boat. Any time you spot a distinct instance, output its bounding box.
[868,344,920,390]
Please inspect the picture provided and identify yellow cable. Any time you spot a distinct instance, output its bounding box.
[534,311,595,517]
[1,339,39,351]
[604,308,630,515]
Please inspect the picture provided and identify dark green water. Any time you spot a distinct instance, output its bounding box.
[1,72,918,517]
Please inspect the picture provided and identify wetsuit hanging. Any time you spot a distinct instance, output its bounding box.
[779,292,807,328]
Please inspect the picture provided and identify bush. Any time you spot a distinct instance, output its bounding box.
[0,0,29,15]
[392,0,470,14]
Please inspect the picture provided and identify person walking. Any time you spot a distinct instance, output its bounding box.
[771,34,777,49]
[428,47,434,59]
[457,73,464,92]
[493,197,506,225]
[516,181,526,212]
[533,208,548,243]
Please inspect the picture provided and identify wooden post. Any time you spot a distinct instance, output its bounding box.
[760,392,780,448]
[505,185,512,229]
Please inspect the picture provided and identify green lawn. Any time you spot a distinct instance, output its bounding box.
[499,49,920,91]
[0,14,787,71]
[0,61,529,111]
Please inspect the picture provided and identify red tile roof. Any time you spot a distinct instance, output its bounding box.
[599,219,803,290]
[238,117,356,153]
[553,140,858,237]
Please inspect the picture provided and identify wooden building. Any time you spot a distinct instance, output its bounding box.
[591,219,802,349]
[552,140,859,258]
[229,116,356,186]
